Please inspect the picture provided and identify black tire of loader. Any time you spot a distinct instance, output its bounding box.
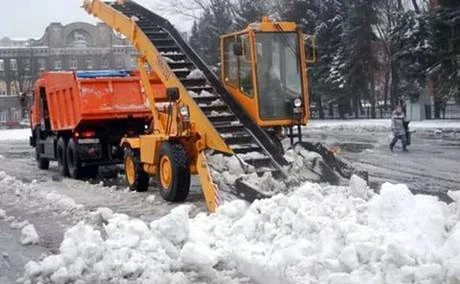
[57,137,69,176]
[124,147,149,192]
[157,142,190,202]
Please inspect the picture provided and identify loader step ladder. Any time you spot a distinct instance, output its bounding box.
[91,0,289,201]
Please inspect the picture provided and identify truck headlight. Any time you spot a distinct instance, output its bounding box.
[179,106,190,120]
[293,98,302,108]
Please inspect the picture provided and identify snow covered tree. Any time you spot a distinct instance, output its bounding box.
[342,0,379,118]
[188,0,233,66]
[278,0,347,118]
[429,0,460,117]
[392,11,431,103]
[231,0,271,30]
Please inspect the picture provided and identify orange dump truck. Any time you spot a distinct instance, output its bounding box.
[29,70,158,178]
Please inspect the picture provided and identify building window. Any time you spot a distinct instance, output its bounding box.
[38,58,46,70]
[10,81,19,96]
[0,80,7,96]
[12,109,21,121]
[70,58,78,70]
[0,59,4,71]
[54,59,62,70]
[24,59,30,71]
[102,58,109,69]
[10,59,17,71]
[0,111,7,122]
[116,58,123,69]
[86,58,93,69]
[130,57,137,69]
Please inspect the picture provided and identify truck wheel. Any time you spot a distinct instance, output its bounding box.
[35,128,49,170]
[124,148,149,192]
[82,166,99,179]
[36,145,50,170]
[57,137,69,176]
[157,142,190,202]
[66,139,82,179]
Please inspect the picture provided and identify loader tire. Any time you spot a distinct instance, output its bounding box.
[157,142,190,202]
[124,148,149,192]
[66,138,82,179]
[57,137,69,177]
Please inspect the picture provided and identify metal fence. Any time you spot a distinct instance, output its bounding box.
[311,103,460,120]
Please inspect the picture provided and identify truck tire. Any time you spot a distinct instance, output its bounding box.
[35,128,49,170]
[66,138,82,179]
[157,142,190,202]
[36,145,50,170]
[82,166,99,179]
[124,148,149,192]
[57,137,69,176]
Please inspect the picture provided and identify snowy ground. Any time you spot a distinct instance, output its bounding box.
[0,120,459,283]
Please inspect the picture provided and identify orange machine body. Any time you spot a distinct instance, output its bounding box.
[30,71,163,131]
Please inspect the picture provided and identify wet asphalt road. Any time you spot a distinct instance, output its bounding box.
[303,127,460,201]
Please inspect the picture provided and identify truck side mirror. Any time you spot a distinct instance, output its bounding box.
[166,87,180,102]
[233,42,243,56]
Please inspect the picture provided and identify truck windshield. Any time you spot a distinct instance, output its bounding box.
[255,32,303,120]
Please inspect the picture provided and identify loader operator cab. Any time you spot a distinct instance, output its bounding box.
[221,17,316,144]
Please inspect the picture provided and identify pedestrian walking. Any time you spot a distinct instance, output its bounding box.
[389,105,408,152]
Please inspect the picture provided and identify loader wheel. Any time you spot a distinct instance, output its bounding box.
[66,138,82,179]
[57,137,69,177]
[124,148,149,192]
[157,142,190,202]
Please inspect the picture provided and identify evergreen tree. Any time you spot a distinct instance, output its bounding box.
[280,0,347,118]
[342,0,379,118]
[188,0,233,66]
[429,0,460,117]
[231,0,270,30]
[393,11,431,103]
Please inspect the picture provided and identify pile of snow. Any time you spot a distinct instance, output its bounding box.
[20,224,39,245]
[186,69,205,79]
[0,172,85,218]
[0,128,30,141]
[208,144,343,200]
[22,177,460,283]
[0,208,40,246]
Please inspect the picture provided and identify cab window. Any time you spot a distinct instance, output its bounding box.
[223,37,238,87]
[238,35,254,98]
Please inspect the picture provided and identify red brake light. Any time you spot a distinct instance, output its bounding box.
[81,131,96,138]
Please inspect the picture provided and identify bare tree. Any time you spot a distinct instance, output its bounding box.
[154,0,209,20]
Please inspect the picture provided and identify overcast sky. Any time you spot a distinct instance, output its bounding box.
[0,0,193,39]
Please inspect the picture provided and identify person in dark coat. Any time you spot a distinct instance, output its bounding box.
[390,105,408,152]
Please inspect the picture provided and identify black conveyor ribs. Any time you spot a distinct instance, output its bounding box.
[110,1,289,199]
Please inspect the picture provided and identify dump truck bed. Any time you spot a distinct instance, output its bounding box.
[36,71,156,131]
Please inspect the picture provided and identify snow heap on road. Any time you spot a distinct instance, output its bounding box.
[21,176,460,284]
[0,128,30,141]
[20,224,40,245]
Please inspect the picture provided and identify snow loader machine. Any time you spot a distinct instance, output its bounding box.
[83,0,365,212]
